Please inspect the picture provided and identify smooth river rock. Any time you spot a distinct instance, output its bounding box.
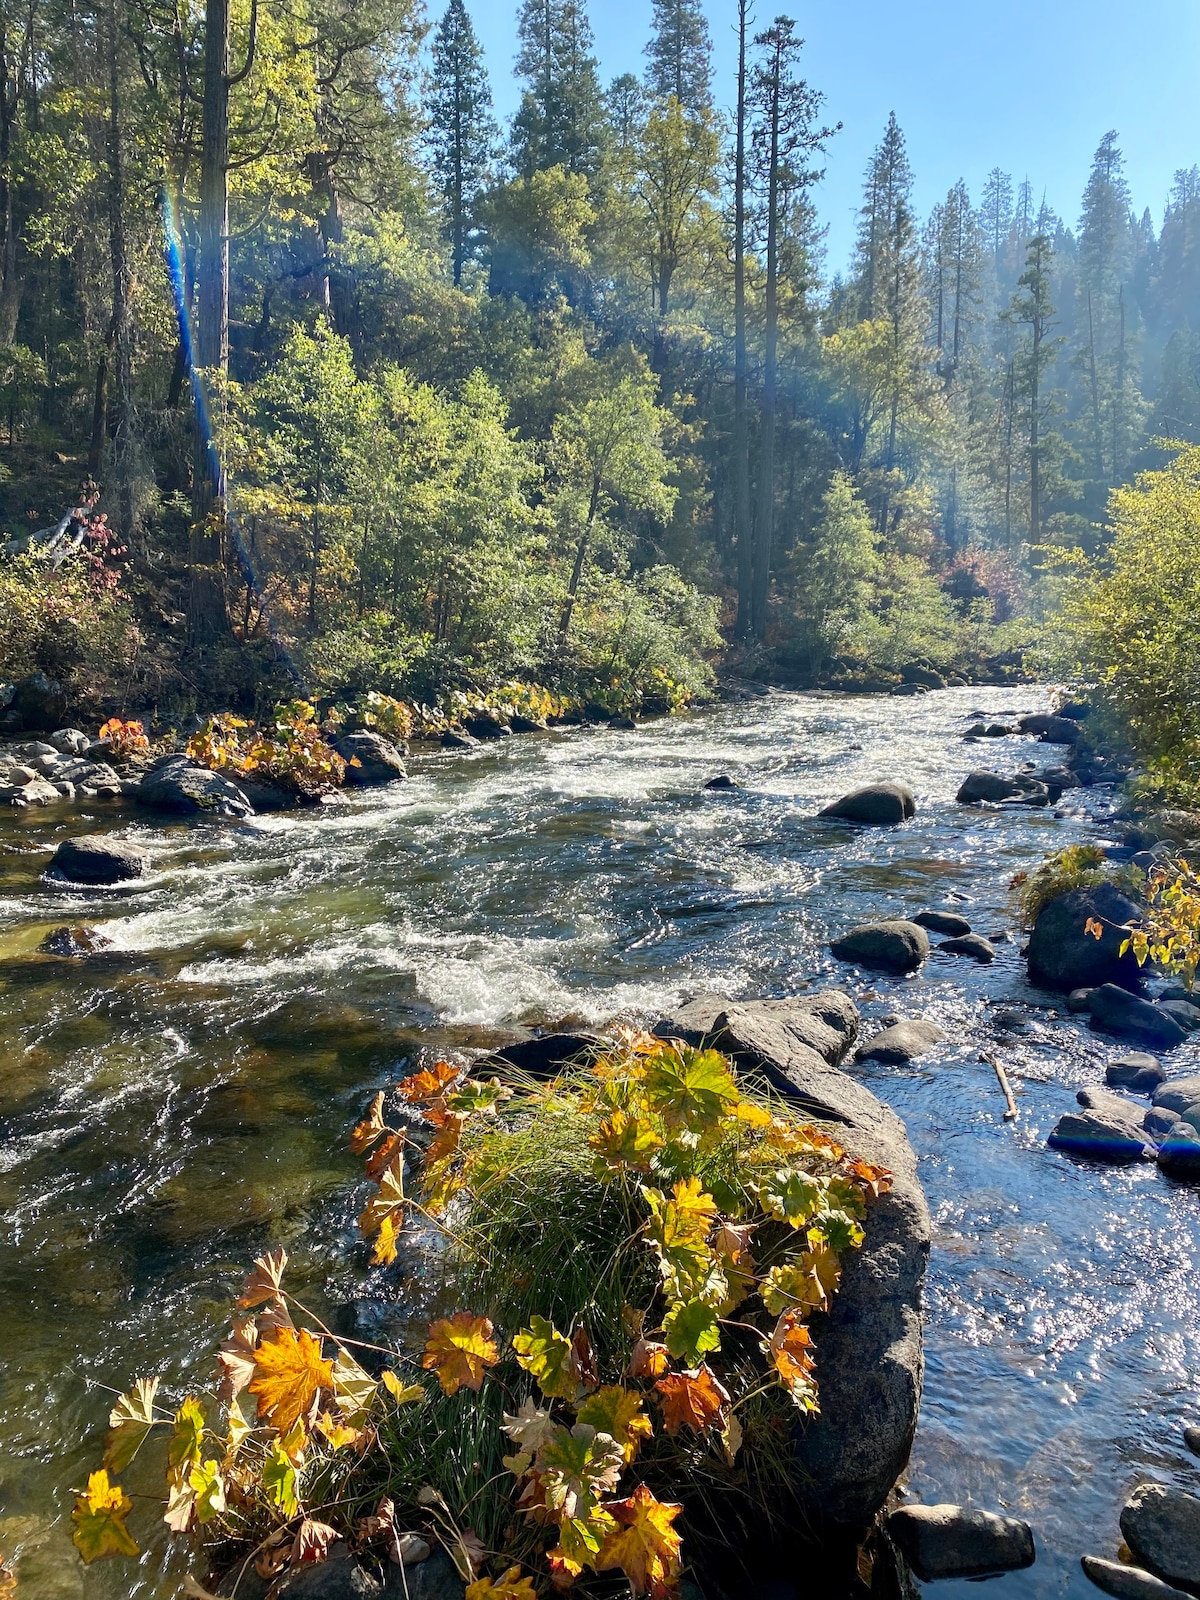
[913,909,972,937]
[1088,986,1189,1051]
[1151,1076,1200,1117]
[1081,1554,1195,1599]
[1119,1483,1200,1594]
[659,993,930,1540]
[1185,1426,1200,1457]
[1157,1123,1200,1181]
[706,994,860,1077]
[1018,712,1085,744]
[335,731,407,786]
[1048,1087,1155,1163]
[831,920,930,974]
[956,770,1027,804]
[819,782,916,825]
[48,834,148,885]
[1026,884,1145,993]
[855,1019,945,1064]
[938,933,997,962]
[136,755,253,818]
[492,1031,603,1076]
[1107,1054,1168,1093]
[887,1503,1036,1581]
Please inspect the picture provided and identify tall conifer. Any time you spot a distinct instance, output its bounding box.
[428,0,496,284]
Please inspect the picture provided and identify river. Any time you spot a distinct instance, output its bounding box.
[0,686,1196,1599]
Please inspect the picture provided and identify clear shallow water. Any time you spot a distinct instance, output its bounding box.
[0,686,1197,1597]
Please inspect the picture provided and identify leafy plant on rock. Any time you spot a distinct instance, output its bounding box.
[187,700,351,796]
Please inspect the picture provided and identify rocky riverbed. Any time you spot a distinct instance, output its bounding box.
[0,685,1197,1598]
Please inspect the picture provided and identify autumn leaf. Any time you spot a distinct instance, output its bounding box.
[536,1423,624,1522]
[465,1568,538,1600]
[512,1315,579,1401]
[446,1077,513,1115]
[642,1177,722,1301]
[217,1315,259,1401]
[366,1131,405,1182]
[359,1148,406,1244]
[104,1376,161,1473]
[719,1410,744,1465]
[571,1324,598,1392]
[250,1326,334,1435]
[293,1518,338,1565]
[235,1247,288,1309]
[168,1396,206,1481]
[0,1559,16,1599]
[425,1111,468,1165]
[315,1414,362,1451]
[663,1297,721,1365]
[654,1365,730,1435]
[640,1044,739,1143]
[332,1347,377,1428]
[845,1157,893,1199]
[71,1470,140,1563]
[381,1369,426,1405]
[190,1459,227,1524]
[350,1092,387,1154]
[398,1060,459,1103]
[163,1478,197,1534]
[576,1386,654,1463]
[224,1394,253,1463]
[757,1168,827,1228]
[766,1311,818,1410]
[371,1212,401,1267]
[501,1397,559,1455]
[261,1438,299,1517]
[590,1109,664,1170]
[596,1483,683,1599]
[628,1338,669,1379]
[422,1313,499,1395]
[761,1251,840,1316]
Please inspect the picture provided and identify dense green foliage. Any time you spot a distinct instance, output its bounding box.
[2,0,1197,710]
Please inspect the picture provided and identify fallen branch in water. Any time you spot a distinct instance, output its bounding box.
[981,1051,1018,1120]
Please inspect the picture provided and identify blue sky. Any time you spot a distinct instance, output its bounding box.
[466,0,1200,274]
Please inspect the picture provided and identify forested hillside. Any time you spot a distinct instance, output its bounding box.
[2,0,1198,716]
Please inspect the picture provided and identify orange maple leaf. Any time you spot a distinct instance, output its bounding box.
[350,1092,387,1154]
[596,1484,683,1599]
[249,1326,334,1435]
[421,1313,499,1395]
[845,1158,893,1199]
[654,1364,730,1434]
[629,1338,669,1379]
[398,1060,459,1103]
[235,1248,288,1310]
[365,1131,405,1182]
[766,1310,818,1407]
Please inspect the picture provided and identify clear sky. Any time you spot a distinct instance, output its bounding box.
[466,0,1200,274]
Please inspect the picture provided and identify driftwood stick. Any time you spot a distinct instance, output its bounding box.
[981,1051,1019,1120]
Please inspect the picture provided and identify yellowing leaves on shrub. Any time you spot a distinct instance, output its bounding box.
[261,1438,299,1517]
[104,1376,161,1473]
[662,1297,721,1365]
[189,1459,228,1523]
[217,1315,259,1401]
[536,1423,624,1522]
[422,1313,499,1395]
[512,1315,580,1400]
[576,1385,653,1463]
[767,1311,818,1410]
[350,1093,387,1154]
[654,1365,730,1435]
[249,1326,334,1435]
[293,1517,338,1566]
[465,1566,537,1600]
[167,1397,206,1481]
[596,1483,683,1599]
[640,1045,739,1143]
[629,1337,669,1379]
[71,1470,140,1563]
[236,1247,289,1311]
[761,1253,837,1317]
[365,1130,405,1182]
[590,1109,664,1170]
[398,1060,459,1104]
[359,1149,405,1252]
[757,1167,827,1228]
[381,1369,426,1405]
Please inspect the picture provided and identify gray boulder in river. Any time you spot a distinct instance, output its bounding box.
[1080,1555,1194,1599]
[855,1018,945,1064]
[830,919,930,974]
[335,731,407,786]
[888,1503,1035,1581]
[48,834,148,885]
[136,754,253,818]
[913,908,971,936]
[1120,1483,1200,1595]
[1026,883,1144,992]
[657,991,930,1541]
[818,781,916,825]
[1087,984,1189,1050]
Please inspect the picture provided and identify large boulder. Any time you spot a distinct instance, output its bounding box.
[136,755,252,818]
[1158,1122,1200,1181]
[658,994,929,1540]
[1151,1076,1200,1118]
[913,909,971,937]
[1048,1105,1156,1164]
[1107,1053,1168,1093]
[830,920,929,975]
[855,1019,944,1064]
[8,671,67,731]
[463,709,510,741]
[1026,884,1144,993]
[1080,1555,1194,1599]
[48,834,148,885]
[888,1504,1035,1582]
[1120,1483,1200,1595]
[956,770,1025,804]
[1088,985,1189,1051]
[1018,712,1084,744]
[819,782,916,825]
[335,731,407,787]
[704,994,860,1078]
[900,663,946,689]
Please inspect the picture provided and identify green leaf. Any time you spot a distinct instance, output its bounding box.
[512,1314,578,1400]
[262,1439,299,1517]
[662,1298,721,1365]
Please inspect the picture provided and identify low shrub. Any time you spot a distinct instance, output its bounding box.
[1121,860,1200,990]
[1010,844,1111,928]
[70,1035,893,1596]
[187,701,349,796]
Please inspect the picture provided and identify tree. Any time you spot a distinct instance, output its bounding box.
[1077,131,1134,483]
[644,0,712,115]
[747,16,836,638]
[428,0,496,285]
[791,470,878,675]
[730,0,752,638]
[1006,233,1060,543]
[635,96,720,319]
[511,0,607,182]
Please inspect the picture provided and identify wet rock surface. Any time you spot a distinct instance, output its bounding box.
[48,833,148,884]
[1081,1555,1194,1598]
[1026,884,1146,993]
[887,1503,1036,1581]
[1119,1483,1200,1594]
[855,1018,945,1064]
[818,781,917,825]
[1088,985,1190,1050]
[830,920,930,974]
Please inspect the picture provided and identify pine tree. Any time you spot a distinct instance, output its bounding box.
[644,0,712,114]
[1077,130,1134,481]
[608,72,646,164]
[512,0,607,181]
[428,0,496,285]
[1006,232,1061,543]
[981,168,1013,261]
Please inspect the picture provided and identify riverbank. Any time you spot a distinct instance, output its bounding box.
[0,687,1196,1599]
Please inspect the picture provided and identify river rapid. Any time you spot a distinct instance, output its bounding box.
[0,685,1197,1599]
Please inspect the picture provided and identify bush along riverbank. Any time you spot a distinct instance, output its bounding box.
[67,1024,925,1599]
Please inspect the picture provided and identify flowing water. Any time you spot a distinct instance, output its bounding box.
[0,687,1197,1599]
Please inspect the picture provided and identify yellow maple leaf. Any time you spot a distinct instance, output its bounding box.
[168,1396,206,1481]
[249,1326,334,1435]
[72,1470,140,1563]
[381,1369,426,1405]
[511,1314,579,1400]
[371,1212,401,1267]
[359,1150,405,1245]
[235,1247,288,1310]
[596,1483,683,1599]
[465,1567,537,1600]
[421,1313,499,1395]
[654,1364,730,1435]
[766,1310,818,1410]
[104,1376,161,1474]
[576,1385,654,1463]
[590,1109,664,1170]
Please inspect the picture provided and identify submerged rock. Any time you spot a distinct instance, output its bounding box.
[831,920,929,974]
[1080,1554,1194,1598]
[1026,884,1145,993]
[48,834,147,885]
[1120,1483,1200,1594]
[887,1503,1036,1581]
[855,1019,944,1064]
[38,925,114,956]
[913,909,971,937]
[1088,985,1189,1051]
[819,781,916,825]
[703,773,740,790]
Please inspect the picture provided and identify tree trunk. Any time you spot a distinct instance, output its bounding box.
[559,478,600,639]
[106,0,135,544]
[751,42,782,641]
[88,319,115,473]
[731,0,752,639]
